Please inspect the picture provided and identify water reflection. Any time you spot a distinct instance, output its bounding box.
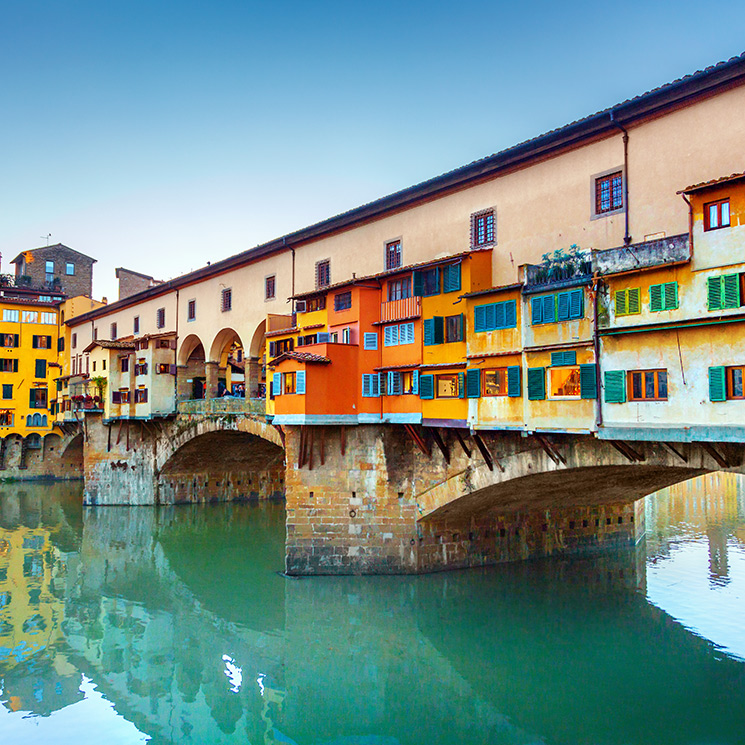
[0,476,744,744]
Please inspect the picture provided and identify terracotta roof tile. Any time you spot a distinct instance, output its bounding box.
[269,351,331,367]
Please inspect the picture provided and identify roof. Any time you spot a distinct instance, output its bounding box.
[461,282,524,299]
[678,172,745,194]
[10,243,97,265]
[268,351,332,367]
[66,53,745,326]
[83,340,137,353]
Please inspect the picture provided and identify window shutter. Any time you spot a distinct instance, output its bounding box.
[35,360,46,378]
[169,364,177,375]
[504,300,517,328]
[443,263,462,293]
[531,297,543,325]
[272,372,282,396]
[494,302,505,329]
[13,335,19,348]
[296,370,306,394]
[557,292,571,321]
[628,288,641,314]
[412,271,423,297]
[400,323,414,344]
[579,364,597,399]
[466,368,481,398]
[457,372,466,398]
[13,360,18,373]
[373,373,381,397]
[723,274,740,309]
[527,368,546,400]
[551,351,576,366]
[542,295,556,323]
[708,366,726,402]
[604,370,626,403]
[649,284,663,312]
[456,314,464,341]
[362,374,371,397]
[269,341,276,357]
[46,336,52,349]
[706,277,722,311]
[569,289,584,319]
[474,305,487,332]
[383,326,398,346]
[615,289,628,316]
[507,365,521,397]
[423,319,435,346]
[433,316,444,344]
[363,332,378,350]
[419,374,434,400]
[663,282,678,310]
[412,370,419,396]
[317,332,331,343]
[32,336,38,349]
[386,371,394,395]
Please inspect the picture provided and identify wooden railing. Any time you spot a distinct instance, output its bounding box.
[380,296,421,323]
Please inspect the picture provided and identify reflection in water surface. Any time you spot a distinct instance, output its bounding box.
[0,474,744,744]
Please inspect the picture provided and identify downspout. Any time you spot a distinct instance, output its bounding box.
[592,273,603,429]
[609,111,631,246]
[679,192,694,259]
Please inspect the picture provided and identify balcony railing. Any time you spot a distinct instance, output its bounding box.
[592,234,689,275]
[524,256,593,291]
[177,397,266,417]
[380,296,421,323]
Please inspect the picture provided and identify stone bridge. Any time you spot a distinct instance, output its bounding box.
[81,407,745,574]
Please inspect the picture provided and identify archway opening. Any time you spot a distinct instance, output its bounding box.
[208,328,245,399]
[178,335,207,401]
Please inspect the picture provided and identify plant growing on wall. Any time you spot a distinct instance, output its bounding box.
[536,244,591,283]
[90,376,107,402]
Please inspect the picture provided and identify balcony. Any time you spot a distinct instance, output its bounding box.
[380,296,421,323]
[178,397,266,417]
[524,250,593,293]
[592,234,689,275]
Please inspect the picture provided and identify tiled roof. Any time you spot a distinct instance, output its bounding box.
[461,282,523,299]
[266,326,298,338]
[678,172,745,194]
[269,351,331,367]
[83,340,137,353]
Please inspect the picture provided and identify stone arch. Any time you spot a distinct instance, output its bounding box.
[247,320,267,398]
[178,333,207,401]
[60,432,84,473]
[207,328,246,398]
[178,333,207,367]
[208,328,245,365]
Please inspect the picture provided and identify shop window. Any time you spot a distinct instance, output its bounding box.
[549,367,581,399]
[628,369,668,401]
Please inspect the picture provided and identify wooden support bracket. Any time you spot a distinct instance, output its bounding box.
[609,440,644,463]
[116,418,125,446]
[454,429,472,458]
[472,433,499,472]
[701,442,730,469]
[430,428,450,464]
[319,427,325,466]
[661,442,688,464]
[340,425,346,457]
[107,422,112,453]
[298,426,307,469]
[533,433,567,466]
[404,424,431,458]
[307,427,315,471]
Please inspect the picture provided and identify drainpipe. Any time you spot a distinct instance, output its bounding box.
[609,111,632,246]
[592,273,603,430]
[679,192,694,259]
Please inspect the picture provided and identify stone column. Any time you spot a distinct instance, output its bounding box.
[176,365,191,401]
[205,361,219,400]
[246,356,261,397]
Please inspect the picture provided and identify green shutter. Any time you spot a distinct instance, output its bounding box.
[604,370,626,403]
[413,271,423,297]
[527,368,546,400]
[551,351,577,366]
[531,297,543,325]
[458,371,466,398]
[542,295,556,323]
[579,364,597,399]
[627,287,641,314]
[663,282,678,310]
[557,292,571,321]
[419,374,434,400]
[474,305,488,332]
[569,289,584,319]
[504,300,517,328]
[615,289,628,316]
[507,365,521,397]
[723,274,740,309]
[707,276,723,311]
[433,316,444,344]
[650,284,663,312]
[466,368,481,398]
[443,263,462,293]
[708,366,727,402]
[423,319,435,346]
[457,313,464,341]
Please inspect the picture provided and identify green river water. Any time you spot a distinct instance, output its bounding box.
[1,473,744,744]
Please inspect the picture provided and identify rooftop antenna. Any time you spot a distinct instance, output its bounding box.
[40,233,51,246]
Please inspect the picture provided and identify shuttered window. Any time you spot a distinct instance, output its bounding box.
[272,372,282,396]
[34,360,46,379]
[614,288,641,316]
[419,374,434,399]
[423,317,444,346]
[474,300,517,332]
[399,322,415,345]
[707,274,741,311]
[383,325,399,347]
[550,351,577,366]
[363,333,378,350]
[445,314,464,343]
[531,290,583,324]
[362,373,381,397]
[316,260,331,289]
[466,368,481,398]
[604,370,626,403]
[387,371,403,395]
[649,282,678,312]
[413,267,440,297]
[527,368,545,400]
[296,370,306,394]
[442,263,462,293]
[709,365,745,401]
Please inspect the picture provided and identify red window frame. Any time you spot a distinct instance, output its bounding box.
[472,210,495,246]
[595,172,623,214]
[265,275,276,300]
[315,260,331,289]
[726,365,745,399]
[704,199,730,231]
[628,369,668,401]
[385,240,402,270]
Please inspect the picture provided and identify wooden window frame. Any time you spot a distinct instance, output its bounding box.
[187,300,196,321]
[483,368,508,397]
[726,365,745,400]
[315,259,331,290]
[387,277,411,301]
[265,275,276,301]
[628,369,668,401]
[471,209,495,247]
[444,314,464,343]
[283,372,296,395]
[221,288,232,313]
[385,240,402,270]
[435,373,460,399]
[334,291,352,312]
[156,307,166,328]
[704,198,731,231]
[595,171,624,215]
[548,366,582,400]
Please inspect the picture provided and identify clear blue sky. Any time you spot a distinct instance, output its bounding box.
[2,0,742,300]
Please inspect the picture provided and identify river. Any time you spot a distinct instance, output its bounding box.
[1,473,744,744]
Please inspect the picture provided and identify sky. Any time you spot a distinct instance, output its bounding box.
[1,0,743,302]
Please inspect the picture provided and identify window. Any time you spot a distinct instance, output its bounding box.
[110,323,117,339]
[361,373,381,397]
[221,289,232,312]
[1,334,18,348]
[709,365,745,402]
[57,336,64,352]
[187,300,196,321]
[445,314,464,343]
[156,362,175,374]
[32,335,52,349]
[72,333,77,349]
[531,289,584,324]
[66,262,75,275]
[265,275,276,300]
[474,300,517,332]
[383,325,399,346]
[134,316,140,334]
[112,390,130,404]
[363,332,378,350]
[387,278,411,301]
[268,338,294,358]
[316,260,331,289]
[297,334,317,347]
[436,373,463,398]
[29,388,47,409]
[134,360,148,376]
[614,288,641,316]
[704,199,730,231]
[399,322,414,345]
[39,295,52,302]
[34,360,46,379]
[414,267,440,297]
[334,291,352,311]
[283,372,296,395]
[707,274,741,310]
[2,310,19,322]
[628,369,668,401]
[40,312,56,324]
[649,282,678,312]
[549,367,581,399]
[595,171,623,214]
[156,307,166,328]
[22,311,38,323]
[45,260,54,282]
[423,317,444,346]
[2,385,12,399]
[0,411,12,425]
[134,388,148,403]
[472,209,495,247]
[484,369,508,396]
[92,361,96,372]
[121,357,130,373]
[0,359,18,373]
[385,240,402,270]
[727,366,745,399]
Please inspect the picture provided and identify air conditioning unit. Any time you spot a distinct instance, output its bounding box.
[296,300,306,313]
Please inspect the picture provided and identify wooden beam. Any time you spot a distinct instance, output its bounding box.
[701,442,729,468]
[471,433,495,472]
[454,429,472,457]
[661,441,688,463]
[430,428,450,464]
[608,440,643,463]
[308,427,314,471]
[107,422,112,452]
[340,425,346,457]
[116,418,124,445]
[319,427,325,466]
[404,424,431,457]
[533,433,566,466]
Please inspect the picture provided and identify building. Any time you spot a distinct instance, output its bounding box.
[116,267,162,301]
[10,244,96,298]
